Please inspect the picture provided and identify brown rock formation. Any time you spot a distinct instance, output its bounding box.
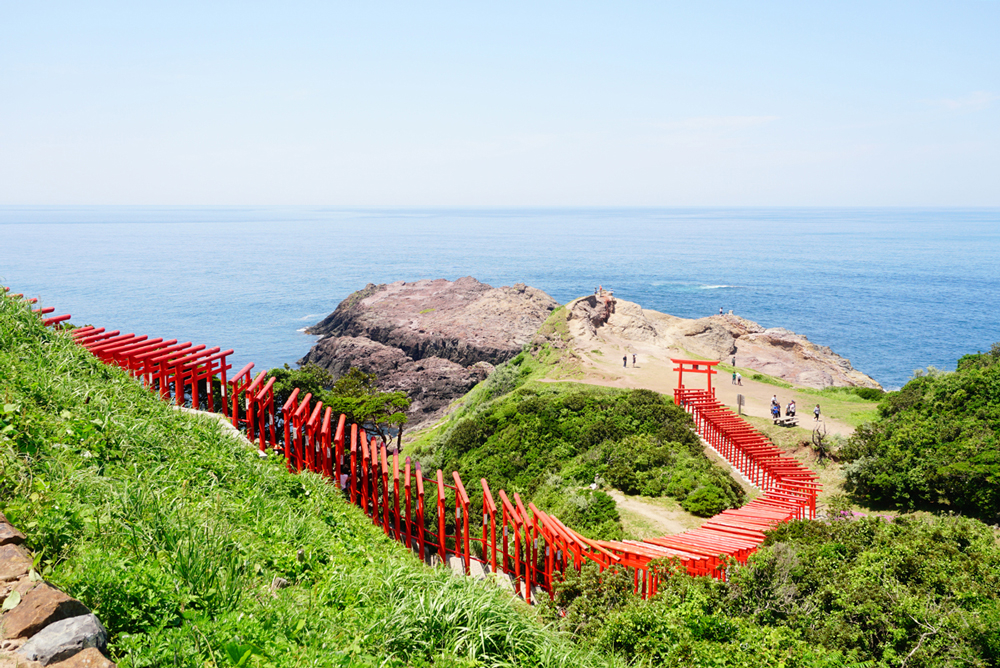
[49,648,115,668]
[301,278,557,426]
[1,584,90,640]
[0,527,25,548]
[0,546,31,584]
[567,296,880,389]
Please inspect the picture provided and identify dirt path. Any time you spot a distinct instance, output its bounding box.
[606,489,703,538]
[544,331,859,437]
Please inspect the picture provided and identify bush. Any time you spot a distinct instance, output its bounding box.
[840,343,1000,521]
[853,386,883,401]
[681,486,730,517]
[429,386,744,539]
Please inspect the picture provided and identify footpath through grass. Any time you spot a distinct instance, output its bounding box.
[0,295,612,668]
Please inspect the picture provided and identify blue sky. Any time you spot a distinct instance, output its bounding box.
[1,2,997,205]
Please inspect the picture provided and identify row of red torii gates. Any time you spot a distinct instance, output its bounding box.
[6,287,819,604]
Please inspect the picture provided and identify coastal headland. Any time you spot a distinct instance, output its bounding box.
[300,278,879,434]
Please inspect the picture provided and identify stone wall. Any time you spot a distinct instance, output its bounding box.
[0,512,114,668]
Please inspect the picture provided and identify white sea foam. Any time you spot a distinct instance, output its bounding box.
[699,285,742,290]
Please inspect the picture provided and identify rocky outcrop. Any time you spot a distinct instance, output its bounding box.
[301,278,557,426]
[18,616,107,666]
[566,296,880,389]
[0,513,114,667]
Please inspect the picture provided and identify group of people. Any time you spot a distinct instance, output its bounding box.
[770,395,821,421]
[771,395,795,420]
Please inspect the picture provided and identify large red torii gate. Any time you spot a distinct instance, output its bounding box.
[671,358,719,397]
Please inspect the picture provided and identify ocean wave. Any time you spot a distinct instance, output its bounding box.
[699,285,743,290]
[298,313,326,321]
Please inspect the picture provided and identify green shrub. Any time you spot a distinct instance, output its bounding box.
[841,343,1000,521]
[853,386,883,401]
[680,486,729,517]
[427,384,743,539]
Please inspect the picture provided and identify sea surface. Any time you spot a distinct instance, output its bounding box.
[1,207,998,390]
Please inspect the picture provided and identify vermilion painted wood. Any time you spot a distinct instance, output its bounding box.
[281,388,300,474]
[255,376,278,453]
[229,363,255,424]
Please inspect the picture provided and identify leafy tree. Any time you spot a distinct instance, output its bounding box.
[265,364,411,447]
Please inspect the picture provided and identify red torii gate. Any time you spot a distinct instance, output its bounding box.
[671,358,720,398]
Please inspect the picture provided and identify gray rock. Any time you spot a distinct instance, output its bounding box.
[17,614,107,666]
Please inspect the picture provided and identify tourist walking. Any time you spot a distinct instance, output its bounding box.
[814,404,821,421]
[732,371,737,385]
[736,372,742,385]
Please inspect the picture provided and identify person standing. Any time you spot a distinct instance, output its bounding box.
[771,395,778,407]
[732,371,737,385]
[632,353,636,367]
[814,404,821,421]
[736,372,742,385]
[719,307,724,316]
[623,355,627,368]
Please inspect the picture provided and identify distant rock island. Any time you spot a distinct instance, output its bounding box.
[301,277,558,424]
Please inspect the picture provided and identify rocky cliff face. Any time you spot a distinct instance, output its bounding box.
[301,277,558,425]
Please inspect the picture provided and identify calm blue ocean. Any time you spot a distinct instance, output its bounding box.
[1,207,998,390]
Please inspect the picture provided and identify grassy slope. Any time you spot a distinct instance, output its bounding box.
[0,296,612,668]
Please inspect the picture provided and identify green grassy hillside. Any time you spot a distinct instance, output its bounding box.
[0,295,611,668]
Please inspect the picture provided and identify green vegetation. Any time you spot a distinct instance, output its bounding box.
[411,352,745,539]
[749,373,793,389]
[13,286,1000,667]
[0,295,610,667]
[266,364,410,446]
[542,514,1000,667]
[841,344,1000,521]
